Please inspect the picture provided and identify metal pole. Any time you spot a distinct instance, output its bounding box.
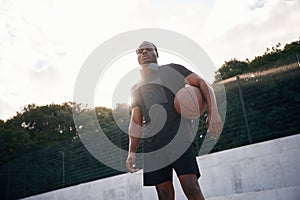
[58,151,65,187]
[236,76,252,144]
[6,162,10,200]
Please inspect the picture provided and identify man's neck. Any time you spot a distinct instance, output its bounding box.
[140,63,159,79]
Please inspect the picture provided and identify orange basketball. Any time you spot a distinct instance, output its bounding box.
[174,85,207,119]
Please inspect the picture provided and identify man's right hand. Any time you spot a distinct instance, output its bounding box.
[206,112,223,139]
[126,152,139,173]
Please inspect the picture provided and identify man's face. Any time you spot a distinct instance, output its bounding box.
[136,43,158,65]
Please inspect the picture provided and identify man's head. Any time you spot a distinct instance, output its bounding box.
[136,41,159,65]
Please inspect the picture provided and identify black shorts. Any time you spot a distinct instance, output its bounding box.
[143,144,200,186]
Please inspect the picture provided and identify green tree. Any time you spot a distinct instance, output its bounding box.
[0,128,31,163]
[0,103,78,161]
[217,59,248,80]
[15,103,77,147]
[216,37,300,80]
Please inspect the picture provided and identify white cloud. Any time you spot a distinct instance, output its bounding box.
[203,0,300,66]
[249,0,266,10]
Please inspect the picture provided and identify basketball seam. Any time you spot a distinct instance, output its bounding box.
[179,87,200,113]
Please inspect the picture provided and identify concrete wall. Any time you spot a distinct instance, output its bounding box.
[24,134,300,200]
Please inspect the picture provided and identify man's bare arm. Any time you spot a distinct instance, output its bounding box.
[185,73,223,138]
[126,106,142,172]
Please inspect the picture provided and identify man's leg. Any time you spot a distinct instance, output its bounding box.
[178,174,205,200]
[155,181,175,200]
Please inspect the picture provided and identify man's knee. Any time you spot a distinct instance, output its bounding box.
[183,182,201,198]
[179,174,204,199]
[155,181,175,200]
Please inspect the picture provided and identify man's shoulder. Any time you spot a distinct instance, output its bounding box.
[160,63,185,68]
[131,80,143,93]
[160,63,192,77]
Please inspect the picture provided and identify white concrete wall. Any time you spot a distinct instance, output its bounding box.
[200,134,300,200]
[24,134,300,200]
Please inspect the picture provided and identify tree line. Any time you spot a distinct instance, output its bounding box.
[0,103,131,164]
[216,37,300,80]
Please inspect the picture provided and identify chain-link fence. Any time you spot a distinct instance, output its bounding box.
[205,63,300,152]
[1,63,299,199]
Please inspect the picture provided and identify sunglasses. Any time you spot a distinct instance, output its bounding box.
[136,48,154,55]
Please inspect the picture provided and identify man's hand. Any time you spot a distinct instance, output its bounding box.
[184,73,223,139]
[126,152,139,173]
[206,112,223,139]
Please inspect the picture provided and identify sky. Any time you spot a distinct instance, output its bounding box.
[0,0,299,121]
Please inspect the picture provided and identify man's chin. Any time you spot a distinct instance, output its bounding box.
[141,60,157,64]
[142,61,151,64]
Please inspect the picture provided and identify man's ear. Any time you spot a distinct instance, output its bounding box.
[154,47,159,58]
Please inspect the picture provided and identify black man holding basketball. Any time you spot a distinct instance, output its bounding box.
[126,41,222,200]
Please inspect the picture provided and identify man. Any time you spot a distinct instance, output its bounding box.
[126,41,222,200]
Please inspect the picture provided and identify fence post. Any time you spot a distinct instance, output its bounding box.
[58,151,65,187]
[236,76,252,144]
[6,162,10,200]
